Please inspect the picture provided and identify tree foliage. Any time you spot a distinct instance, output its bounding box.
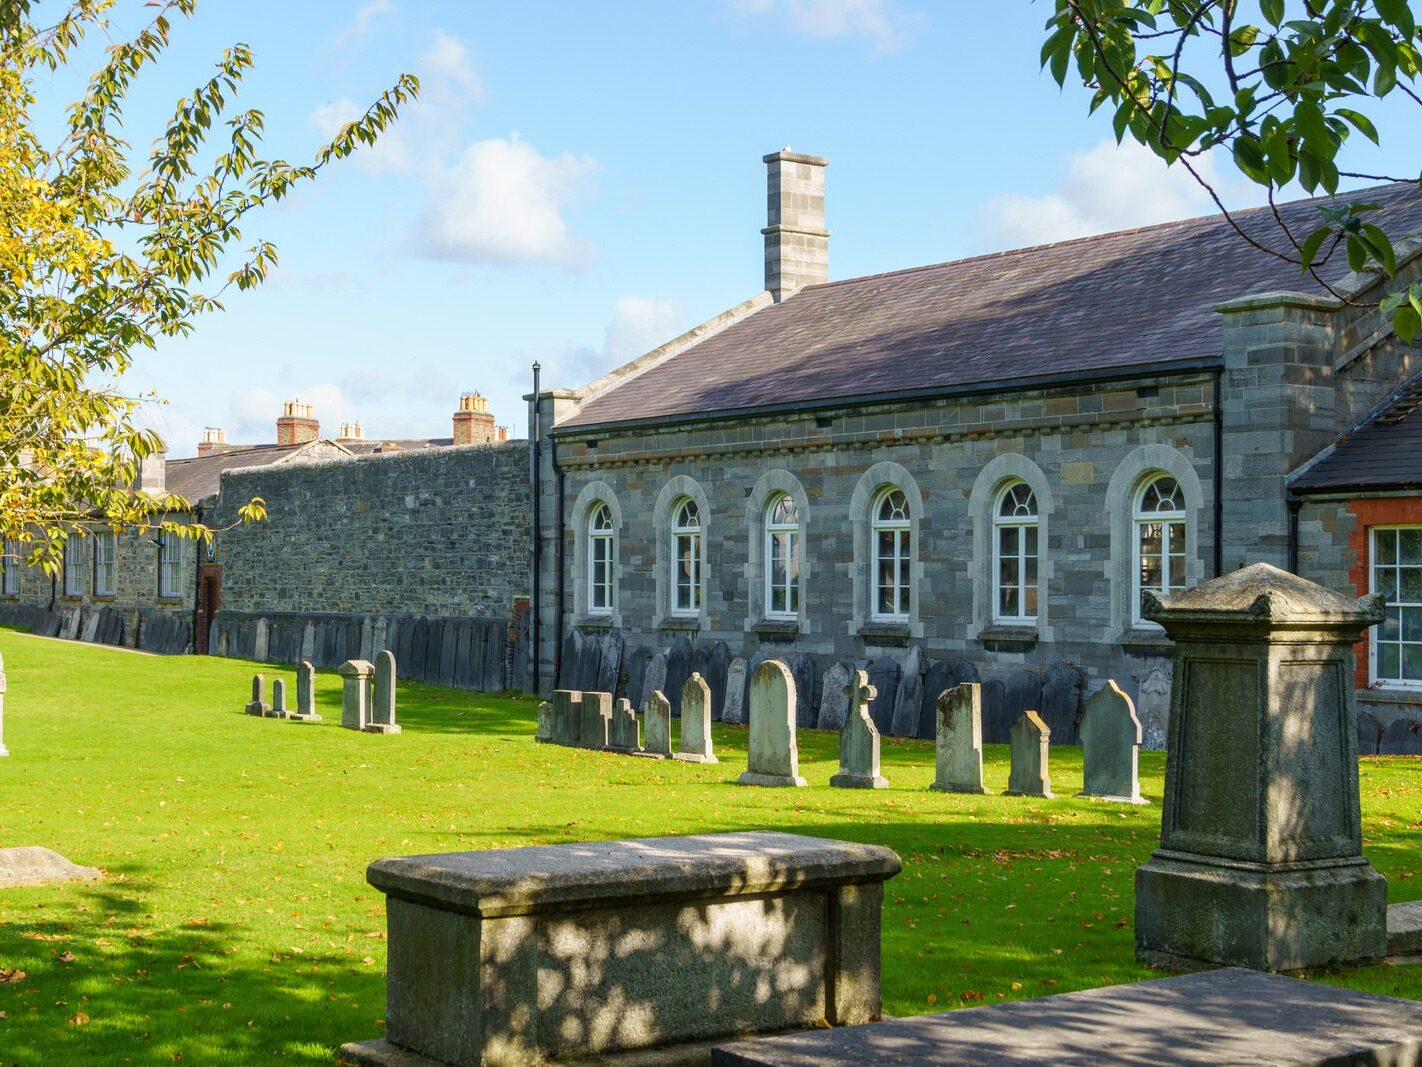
[1042,1,1422,338]
[0,0,417,573]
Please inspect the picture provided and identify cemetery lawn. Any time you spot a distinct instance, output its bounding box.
[3,632,1422,1063]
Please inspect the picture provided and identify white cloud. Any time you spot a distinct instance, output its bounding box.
[604,296,684,361]
[333,0,394,50]
[420,30,484,101]
[973,139,1242,251]
[416,136,599,266]
[308,97,413,175]
[730,0,912,53]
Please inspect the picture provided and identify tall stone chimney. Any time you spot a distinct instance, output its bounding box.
[337,421,365,442]
[452,393,496,445]
[762,149,829,302]
[197,427,227,457]
[277,401,319,445]
[136,452,166,495]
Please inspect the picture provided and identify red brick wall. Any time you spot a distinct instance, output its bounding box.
[1346,497,1422,689]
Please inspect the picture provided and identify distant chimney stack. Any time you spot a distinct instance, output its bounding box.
[452,392,498,445]
[277,400,319,445]
[197,427,228,457]
[337,421,365,442]
[136,451,166,495]
[762,149,829,302]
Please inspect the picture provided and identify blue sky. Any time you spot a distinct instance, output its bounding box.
[39,1,1419,455]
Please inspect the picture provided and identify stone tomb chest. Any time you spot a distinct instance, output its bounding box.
[342,831,900,1066]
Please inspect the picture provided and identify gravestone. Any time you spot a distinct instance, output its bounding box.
[666,634,694,717]
[624,647,653,713]
[917,659,951,740]
[640,652,668,715]
[931,683,989,795]
[707,640,731,721]
[865,656,900,734]
[608,697,640,752]
[643,690,672,758]
[579,691,611,749]
[1005,668,1042,737]
[889,646,924,738]
[269,678,292,720]
[738,660,807,787]
[1006,710,1053,798]
[677,673,716,763]
[338,660,374,731]
[1078,680,1145,803]
[691,644,712,701]
[596,632,623,700]
[817,662,852,731]
[745,648,774,719]
[1040,661,1085,745]
[1381,716,1422,755]
[536,700,553,742]
[1135,564,1387,972]
[786,653,816,729]
[244,674,269,716]
[830,669,887,789]
[0,650,7,756]
[1357,710,1384,756]
[292,660,321,722]
[722,657,749,724]
[1137,666,1171,751]
[368,650,401,734]
[558,631,580,689]
[980,677,1011,743]
[551,690,582,745]
[576,631,603,693]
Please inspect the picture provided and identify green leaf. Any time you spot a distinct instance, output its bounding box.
[1260,0,1284,28]
[1335,107,1380,145]
[1361,224,1397,275]
[1298,226,1331,271]
[1395,305,1422,343]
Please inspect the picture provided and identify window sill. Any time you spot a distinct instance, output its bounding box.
[156,596,185,606]
[977,624,1039,649]
[858,621,912,645]
[753,618,800,639]
[656,615,702,633]
[1120,627,1173,654]
[575,616,616,632]
[1358,687,1422,706]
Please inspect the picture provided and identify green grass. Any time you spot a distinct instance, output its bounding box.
[1,630,1421,1063]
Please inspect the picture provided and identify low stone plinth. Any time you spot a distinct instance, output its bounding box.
[341,831,901,1066]
[710,968,1422,1066]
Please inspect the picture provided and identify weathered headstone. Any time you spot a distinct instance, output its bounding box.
[269,677,292,719]
[1004,669,1042,741]
[707,640,731,721]
[0,650,7,757]
[1358,710,1384,756]
[338,660,374,731]
[745,648,774,719]
[1382,716,1422,755]
[536,700,554,742]
[643,690,672,758]
[559,630,581,690]
[930,683,989,795]
[1135,564,1387,971]
[244,673,269,716]
[865,656,900,734]
[596,632,623,700]
[817,662,852,731]
[789,652,817,729]
[738,660,807,787]
[608,697,640,752]
[666,635,694,717]
[1137,666,1171,751]
[624,646,653,712]
[576,631,603,693]
[1040,661,1085,745]
[640,651,667,715]
[1005,710,1053,798]
[578,691,612,748]
[677,673,716,763]
[980,677,1010,743]
[917,659,950,740]
[831,670,887,789]
[722,657,749,724]
[1078,680,1145,804]
[889,646,924,738]
[368,650,401,734]
[292,660,321,722]
[551,690,581,745]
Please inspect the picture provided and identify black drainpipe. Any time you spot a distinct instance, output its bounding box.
[1287,491,1302,575]
[552,438,566,690]
[1212,365,1225,577]
[192,504,205,653]
[530,362,542,693]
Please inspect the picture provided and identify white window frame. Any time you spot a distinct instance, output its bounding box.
[1,539,20,596]
[1370,525,1422,690]
[93,530,116,597]
[871,487,911,622]
[158,529,182,598]
[671,497,702,616]
[992,481,1039,624]
[1132,474,1187,625]
[63,535,84,596]
[764,494,800,620]
[587,503,615,615]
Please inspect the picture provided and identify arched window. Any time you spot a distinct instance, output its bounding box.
[764,494,800,619]
[993,481,1038,623]
[1134,474,1187,622]
[871,488,911,621]
[671,497,701,615]
[588,502,615,614]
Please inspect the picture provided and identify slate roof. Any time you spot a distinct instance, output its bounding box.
[165,444,311,504]
[1292,374,1422,493]
[560,182,1422,431]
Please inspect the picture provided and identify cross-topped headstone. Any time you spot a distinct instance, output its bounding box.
[677,673,716,763]
[930,683,989,794]
[245,673,269,717]
[1006,710,1053,798]
[1078,680,1146,804]
[644,690,672,757]
[367,650,401,734]
[830,670,887,789]
[738,660,807,787]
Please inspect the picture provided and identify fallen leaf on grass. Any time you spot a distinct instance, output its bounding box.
[57,951,76,963]
[0,970,25,984]
[68,1012,89,1026]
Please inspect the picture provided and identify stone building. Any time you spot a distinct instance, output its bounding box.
[529,150,1422,747]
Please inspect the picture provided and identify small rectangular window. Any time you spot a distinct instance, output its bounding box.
[1372,526,1422,688]
[94,531,116,597]
[1,540,20,596]
[158,530,182,598]
[63,536,84,596]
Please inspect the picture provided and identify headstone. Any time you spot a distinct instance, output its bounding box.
[643,690,672,758]
[624,647,653,711]
[579,691,612,749]
[831,670,887,789]
[640,652,667,715]
[1004,668,1042,738]
[576,630,603,693]
[745,648,774,720]
[1040,661,1085,745]
[292,660,321,722]
[930,683,989,795]
[738,660,807,787]
[536,700,553,742]
[338,660,374,731]
[244,673,269,716]
[1078,680,1145,804]
[368,650,401,734]
[596,632,623,699]
[0,651,7,757]
[1357,710,1383,756]
[269,677,292,720]
[917,660,951,740]
[707,640,731,721]
[1137,666,1171,751]
[888,646,924,738]
[788,652,817,729]
[677,673,716,763]
[1381,716,1422,755]
[666,634,693,717]
[980,677,1010,743]
[254,617,270,662]
[1135,564,1387,971]
[608,697,640,752]
[865,656,900,734]
[1005,710,1053,798]
[722,657,749,724]
[551,690,582,745]
[817,662,852,731]
[559,630,581,689]
[691,643,712,700]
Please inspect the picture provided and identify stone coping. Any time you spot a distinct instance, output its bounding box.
[366,831,901,919]
[711,968,1422,1066]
